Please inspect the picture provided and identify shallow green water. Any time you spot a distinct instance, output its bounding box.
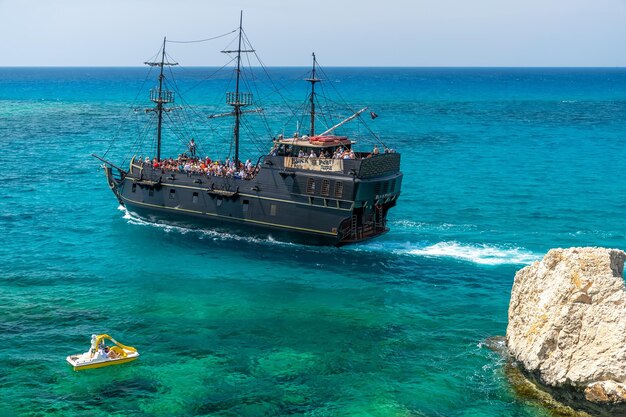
[2,66,626,416]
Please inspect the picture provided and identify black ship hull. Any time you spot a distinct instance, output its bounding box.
[105,153,402,246]
[121,203,372,246]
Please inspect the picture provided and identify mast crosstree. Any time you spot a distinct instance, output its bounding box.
[306,53,321,137]
[222,11,255,168]
[145,37,178,161]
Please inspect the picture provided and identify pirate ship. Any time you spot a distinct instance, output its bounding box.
[95,14,402,246]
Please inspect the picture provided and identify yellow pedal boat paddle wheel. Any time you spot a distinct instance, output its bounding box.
[66,334,139,371]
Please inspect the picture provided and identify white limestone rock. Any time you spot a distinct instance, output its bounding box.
[506,247,626,404]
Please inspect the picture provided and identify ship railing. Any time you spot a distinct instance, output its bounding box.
[351,153,401,178]
[134,160,260,181]
[149,89,175,104]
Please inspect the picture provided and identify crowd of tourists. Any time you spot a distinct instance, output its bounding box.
[270,141,393,160]
[270,144,367,159]
[138,154,259,180]
[137,137,394,180]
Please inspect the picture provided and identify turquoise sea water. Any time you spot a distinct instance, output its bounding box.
[1,66,626,416]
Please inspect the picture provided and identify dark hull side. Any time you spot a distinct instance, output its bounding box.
[105,154,402,246]
[123,203,354,246]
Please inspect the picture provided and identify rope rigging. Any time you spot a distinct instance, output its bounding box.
[105,24,387,167]
[103,65,156,160]
[166,29,238,44]
[315,62,387,148]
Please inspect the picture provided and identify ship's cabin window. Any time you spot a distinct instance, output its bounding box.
[270,203,277,216]
[321,179,330,196]
[192,192,199,203]
[169,189,176,199]
[334,181,343,198]
[306,178,316,194]
[242,199,249,212]
[131,183,136,193]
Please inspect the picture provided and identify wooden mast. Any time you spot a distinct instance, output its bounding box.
[155,38,167,161]
[223,11,254,168]
[306,53,321,137]
[233,13,243,168]
[145,38,177,161]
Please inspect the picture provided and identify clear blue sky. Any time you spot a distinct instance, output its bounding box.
[1,0,625,66]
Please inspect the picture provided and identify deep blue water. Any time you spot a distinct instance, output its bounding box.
[1,66,626,416]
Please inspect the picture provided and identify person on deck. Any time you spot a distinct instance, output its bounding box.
[188,138,197,157]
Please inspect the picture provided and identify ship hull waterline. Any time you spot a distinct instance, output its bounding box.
[120,198,390,247]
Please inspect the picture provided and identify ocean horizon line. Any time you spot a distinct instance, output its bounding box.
[1,65,626,70]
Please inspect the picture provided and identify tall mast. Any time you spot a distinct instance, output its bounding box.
[145,38,177,161]
[306,53,321,137]
[233,13,243,168]
[223,11,254,168]
[156,38,167,160]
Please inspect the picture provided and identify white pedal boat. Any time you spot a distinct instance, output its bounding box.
[66,334,139,371]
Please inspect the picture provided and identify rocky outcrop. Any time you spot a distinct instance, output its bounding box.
[486,336,591,416]
[506,247,626,410]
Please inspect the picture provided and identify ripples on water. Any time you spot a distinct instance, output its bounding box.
[1,67,626,416]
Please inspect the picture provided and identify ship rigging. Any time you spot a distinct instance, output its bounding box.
[95,13,403,246]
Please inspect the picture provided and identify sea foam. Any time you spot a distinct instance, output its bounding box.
[120,206,296,246]
[401,241,538,265]
[120,206,538,266]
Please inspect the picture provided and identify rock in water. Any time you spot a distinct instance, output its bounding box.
[506,247,626,408]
